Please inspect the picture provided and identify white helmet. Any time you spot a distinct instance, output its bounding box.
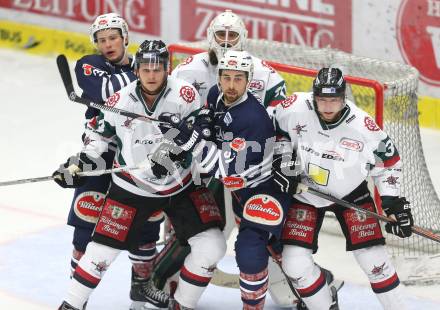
[90,13,129,46]
[207,9,248,60]
[218,50,254,83]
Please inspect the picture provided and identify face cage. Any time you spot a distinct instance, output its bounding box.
[212,29,241,59]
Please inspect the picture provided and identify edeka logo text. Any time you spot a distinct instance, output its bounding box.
[3,0,160,35]
[397,0,440,86]
[181,0,352,52]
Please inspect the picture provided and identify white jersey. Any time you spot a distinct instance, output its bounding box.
[171,52,286,111]
[274,92,402,208]
[82,78,202,198]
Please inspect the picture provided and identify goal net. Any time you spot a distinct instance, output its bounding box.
[168,40,440,283]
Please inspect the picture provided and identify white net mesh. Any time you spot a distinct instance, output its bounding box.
[169,40,440,259]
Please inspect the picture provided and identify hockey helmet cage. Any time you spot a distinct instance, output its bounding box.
[207,9,248,60]
[218,50,254,83]
[90,13,129,46]
[313,68,346,98]
[135,40,169,70]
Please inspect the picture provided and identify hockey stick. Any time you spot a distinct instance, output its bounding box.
[56,54,168,125]
[301,186,440,244]
[0,165,145,187]
[266,244,306,307]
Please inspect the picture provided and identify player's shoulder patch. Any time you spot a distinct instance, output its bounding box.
[280,94,298,108]
[179,85,197,104]
[105,92,120,107]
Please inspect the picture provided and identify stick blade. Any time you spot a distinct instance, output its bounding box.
[56,54,75,98]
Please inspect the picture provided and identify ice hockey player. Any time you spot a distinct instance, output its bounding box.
[154,9,338,309]
[160,50,291,309]
[53,39,226,310]
[273,67,413,309]
[61,13,164,310]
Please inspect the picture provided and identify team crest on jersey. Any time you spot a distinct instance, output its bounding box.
[105,93,120,107]
[364,116,380,131]
[281,94,297,108]
[222,176,246,189]
[230,137,246,152]
[249,79,265,91]
[82,63,93,76]
[243,194,283,226]
[73,191,105,223]
[179,86,196,103]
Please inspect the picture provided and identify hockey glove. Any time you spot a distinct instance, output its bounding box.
[150,140,186,178]
[272,153,301,195]
[158,109,214,153]
[52,153,97,188]
[382,196,413,238]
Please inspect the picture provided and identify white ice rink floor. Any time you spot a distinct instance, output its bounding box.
[1,49,439,309]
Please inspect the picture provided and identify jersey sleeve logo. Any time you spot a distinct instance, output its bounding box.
[364,116,380,131]
[281,94,297,108]
[179,85,196,103]
[105,93,120,107]
[82,63,93,76]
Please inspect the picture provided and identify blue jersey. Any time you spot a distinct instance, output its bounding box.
[75,54,136,118]
[195,86,275,194]
[68,54,136,231]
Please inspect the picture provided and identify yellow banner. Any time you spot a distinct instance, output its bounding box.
[0,20,138,60]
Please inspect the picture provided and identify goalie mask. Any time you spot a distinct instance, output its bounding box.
[207,9,248,61]
[90,13,129,47]
[135,40,169,71]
